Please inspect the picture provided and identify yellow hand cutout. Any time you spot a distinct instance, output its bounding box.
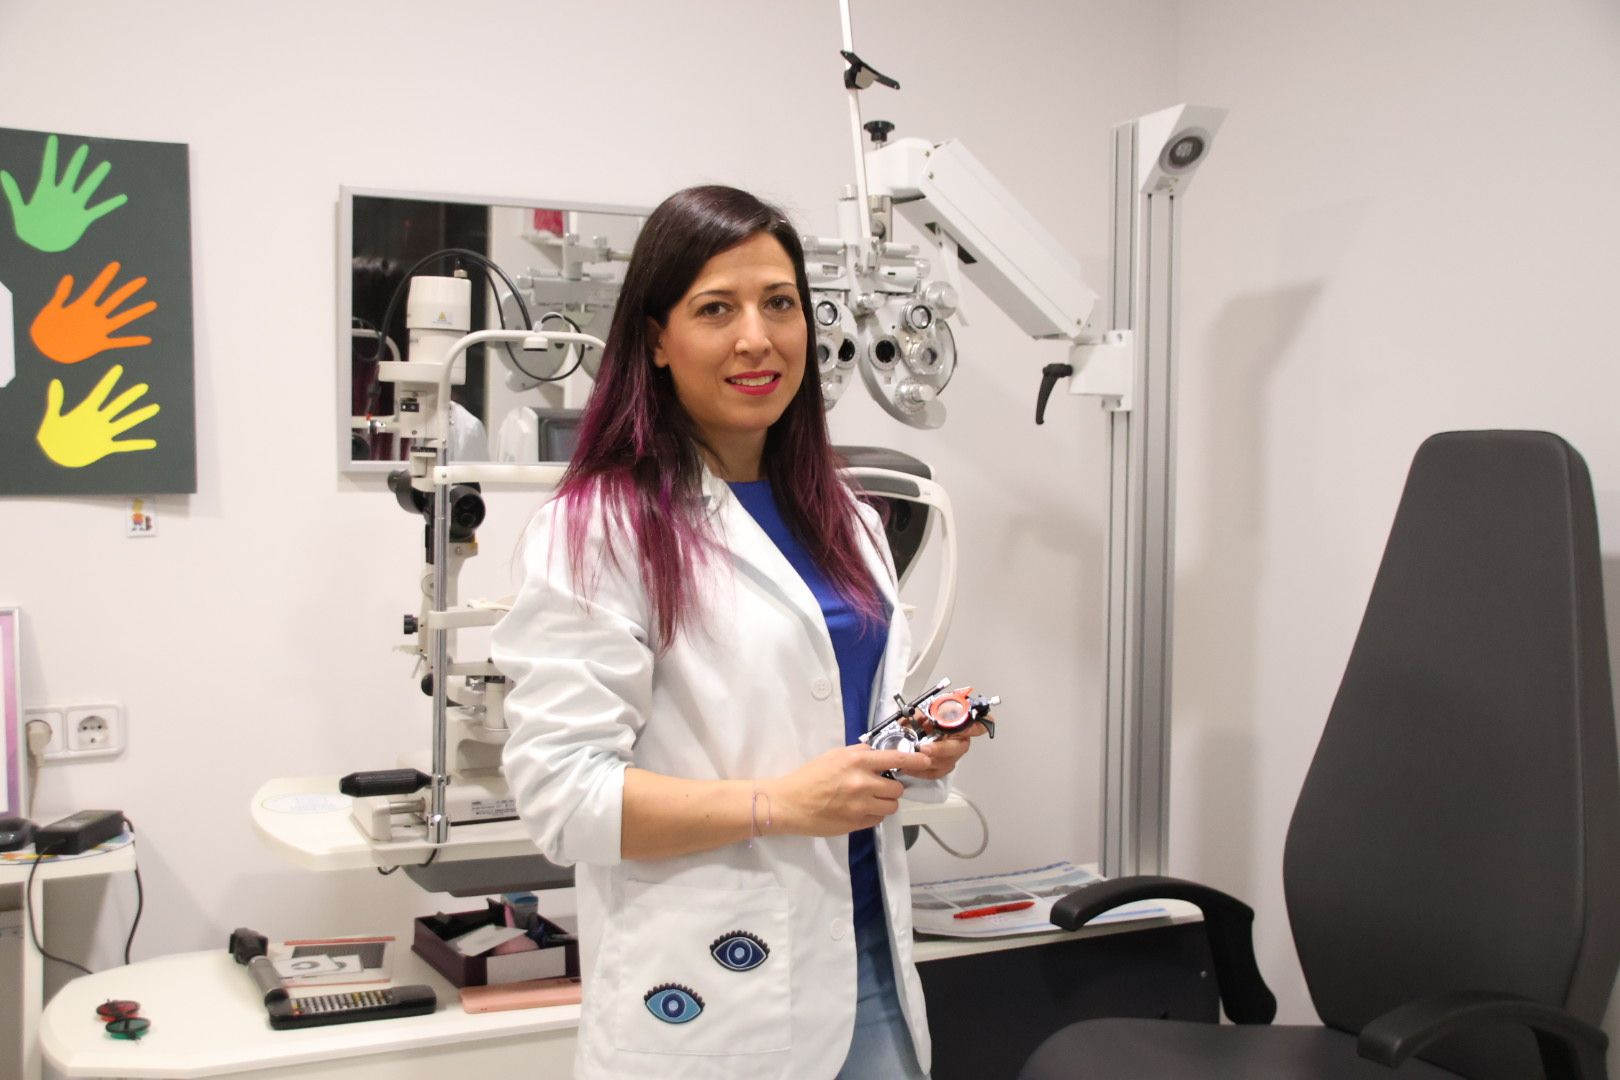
[37,364,160,468]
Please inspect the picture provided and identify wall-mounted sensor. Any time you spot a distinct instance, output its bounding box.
[1136,104,1227,195]
[1160,130,1209,173]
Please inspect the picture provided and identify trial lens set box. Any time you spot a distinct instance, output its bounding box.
[412,894,579,988]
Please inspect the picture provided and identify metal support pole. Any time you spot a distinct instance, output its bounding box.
[1100,121,1182,878]
[429,442,451,844]
[416,328,600,847]
[838,0,876,272]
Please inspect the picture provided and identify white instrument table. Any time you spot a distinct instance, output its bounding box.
[2,837,138,1080]
[251,775,983,871]
[250,777,533,872]
[39,897,1199,1080]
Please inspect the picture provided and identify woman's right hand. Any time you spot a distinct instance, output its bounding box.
[765,745,918,837]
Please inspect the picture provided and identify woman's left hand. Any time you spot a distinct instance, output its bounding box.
[898,717,994,781]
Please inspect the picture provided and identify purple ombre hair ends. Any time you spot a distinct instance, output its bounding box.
[552,185,884,651]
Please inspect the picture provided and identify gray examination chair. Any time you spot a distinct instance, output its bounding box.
[1020,431,1620,1080]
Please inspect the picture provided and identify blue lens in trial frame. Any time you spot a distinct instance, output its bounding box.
[709,930,770,972]
[644,983,704,1024]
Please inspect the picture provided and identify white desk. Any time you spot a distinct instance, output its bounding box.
[40,899,1200,1080]
[1,838,138,1080]
[39,943,579,1080]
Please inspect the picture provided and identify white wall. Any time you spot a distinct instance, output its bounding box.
[1171,0,1620,1066]
[0,0,1176,1007]
[12,0,1613,1067]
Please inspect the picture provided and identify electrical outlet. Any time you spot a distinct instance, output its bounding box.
[22,707,65,758]
[64,705,123,757]
[69,712,110,751]
[29,703,125,761]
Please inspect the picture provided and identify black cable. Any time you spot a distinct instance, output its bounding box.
[359,248,592,417]
[122,817,144,966]
[375,842,440,876]
[25,818,145,973]
[26,854,92,975]
[362,247,535,417]
[367,247,534,366]
[458,272,590,383]
[485,268,544,380]
[531,311,588,383]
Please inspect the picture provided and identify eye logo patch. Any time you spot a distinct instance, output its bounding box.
[710,930,770,972]
[644,983,704,1024]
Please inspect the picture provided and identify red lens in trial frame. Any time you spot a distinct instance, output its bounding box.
[927,691,974,731]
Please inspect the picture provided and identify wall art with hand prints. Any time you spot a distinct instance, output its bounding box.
[0,126,195,495]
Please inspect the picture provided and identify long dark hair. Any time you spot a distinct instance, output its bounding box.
[554,185,883,649]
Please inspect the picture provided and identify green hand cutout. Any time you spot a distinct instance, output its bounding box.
[1,135,129,253]
[37,364,160,468]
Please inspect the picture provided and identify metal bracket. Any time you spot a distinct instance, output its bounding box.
[1069,329,1134,412]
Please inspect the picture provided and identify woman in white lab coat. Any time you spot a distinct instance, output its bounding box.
[492,186,987,1079]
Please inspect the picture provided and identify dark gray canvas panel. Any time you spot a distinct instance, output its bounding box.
[0,126,195,495]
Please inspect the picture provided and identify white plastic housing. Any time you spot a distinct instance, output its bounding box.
[841,467,957,697]
[865,137,1099,340]
[406,275,472,334]
[1134,104,1227,196]
[406,275,472,383]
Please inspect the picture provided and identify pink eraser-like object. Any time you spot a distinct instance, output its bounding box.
[491,935,540,955]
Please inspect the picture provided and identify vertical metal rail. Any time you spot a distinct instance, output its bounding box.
[429,444,451,844]
[838,0,876,271]
[1100,122,1180,878]
[1100,124,1135,878]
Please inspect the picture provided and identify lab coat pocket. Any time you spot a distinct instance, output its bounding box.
[610,880,793,1056]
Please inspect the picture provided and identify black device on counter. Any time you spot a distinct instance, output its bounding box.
[338,769,430,798]
[34,810,125,855]
[228,927,437,1030]
[0,816,34,853]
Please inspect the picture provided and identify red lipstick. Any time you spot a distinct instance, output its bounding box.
[725,371,782,396]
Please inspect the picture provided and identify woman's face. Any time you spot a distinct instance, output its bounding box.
[652,232,807,479]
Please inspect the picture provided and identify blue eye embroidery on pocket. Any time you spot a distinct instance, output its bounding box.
[709,930,770,972]
[645,983,705,1024]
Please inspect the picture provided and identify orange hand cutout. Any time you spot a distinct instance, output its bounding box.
[30,261,156,365]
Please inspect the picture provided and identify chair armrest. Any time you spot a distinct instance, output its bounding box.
[1048,874,1277,1024]
[1358,990,1609,1080]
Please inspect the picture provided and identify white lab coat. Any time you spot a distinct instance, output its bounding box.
[493,465,943,1080]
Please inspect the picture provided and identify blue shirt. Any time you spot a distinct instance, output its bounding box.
[730,480,888,930]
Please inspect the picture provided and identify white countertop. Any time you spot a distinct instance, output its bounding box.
[40,897,1201,1078]
[251,775,983,872]
[0,835,137,888]
[40,942,578,1079]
